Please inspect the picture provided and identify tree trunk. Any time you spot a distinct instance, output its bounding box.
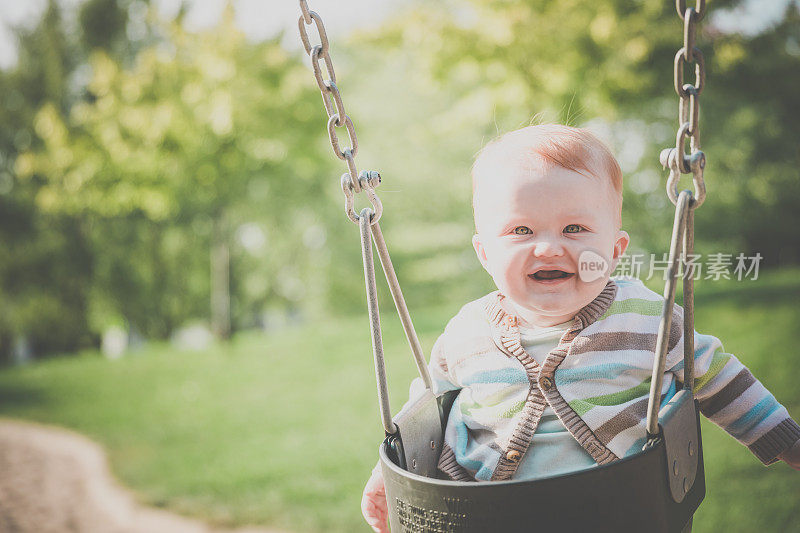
[210,216,231,340]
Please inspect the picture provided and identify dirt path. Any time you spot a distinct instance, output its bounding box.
[0,419,284,533]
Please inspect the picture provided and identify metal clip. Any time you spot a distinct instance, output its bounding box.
[660,146,706,210]
[342,171,383,224]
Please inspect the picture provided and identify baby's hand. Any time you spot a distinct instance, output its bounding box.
[778,440,800,471]
[361,462,389,532]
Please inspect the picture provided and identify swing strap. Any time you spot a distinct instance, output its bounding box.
[358,207,433,434]
[358,209,396,434]
[645,190,696,437]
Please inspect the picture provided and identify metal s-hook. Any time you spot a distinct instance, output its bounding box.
[660,145,706,210]
[342,171,383,224]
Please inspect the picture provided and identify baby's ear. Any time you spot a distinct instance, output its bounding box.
[609,230,630,271]
[614,230,630,258]
[472,234,489,270]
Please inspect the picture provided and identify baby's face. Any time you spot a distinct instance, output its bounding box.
[472,160,629,327]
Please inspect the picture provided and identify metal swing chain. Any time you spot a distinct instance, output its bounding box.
[646,0,708,438]
[659,0,707,210]
[297,0,382,224]
[298,1,434,434]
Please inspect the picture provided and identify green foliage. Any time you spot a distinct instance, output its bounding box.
[78,0,129,52]
[15,6,341,339]
[700,8,800,264]
[362,0,800,263]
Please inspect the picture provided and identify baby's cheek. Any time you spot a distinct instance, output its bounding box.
[488,256,517,285]
[503,250,529,274]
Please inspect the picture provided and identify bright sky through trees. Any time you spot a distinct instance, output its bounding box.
[0,0,791,69]
[0,0,406,68]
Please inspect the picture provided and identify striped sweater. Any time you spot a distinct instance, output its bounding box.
[423,277,800,481]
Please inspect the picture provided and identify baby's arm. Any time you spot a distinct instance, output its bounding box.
[361,463,389,533]
[361,333,462,532]
[668,329,800,466]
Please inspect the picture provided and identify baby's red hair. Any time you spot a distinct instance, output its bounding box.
[472,124,623,226]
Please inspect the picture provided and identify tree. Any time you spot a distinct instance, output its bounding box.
[0,1,92,361]
[0,0,159,360]
[17,6,337,339]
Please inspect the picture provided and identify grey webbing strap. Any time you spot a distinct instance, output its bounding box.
[370,223,433,391]
[682,207,695,391]
[359,207,437,434]
[645,190,695,437]
[359,209,397,434]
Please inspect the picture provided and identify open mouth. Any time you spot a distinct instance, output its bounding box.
[529,269,575,282]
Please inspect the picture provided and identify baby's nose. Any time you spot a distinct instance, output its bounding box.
[533,238,565,257]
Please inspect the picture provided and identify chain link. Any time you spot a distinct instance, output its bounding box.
[298,0,312,24]
[678,85,699,150]
[298,9,328,55]
[661,0,708,209]
[682,8,696,60]
[674,46,705,98]
[309,45,336,116]
[676,0,706,21]
[298,1,383,223]
[327,114,358,159]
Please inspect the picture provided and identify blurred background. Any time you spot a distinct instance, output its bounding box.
[0,0,798,531]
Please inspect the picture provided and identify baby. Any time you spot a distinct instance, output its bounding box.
[361,124,800,532]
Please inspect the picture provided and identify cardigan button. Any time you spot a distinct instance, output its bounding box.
[540,377,553,391]
[506,450,522,462]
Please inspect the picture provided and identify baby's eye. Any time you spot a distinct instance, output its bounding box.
[563,224,583,234]
[513,226,533,235]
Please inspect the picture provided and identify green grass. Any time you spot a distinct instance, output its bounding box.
[1,269,799,532]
